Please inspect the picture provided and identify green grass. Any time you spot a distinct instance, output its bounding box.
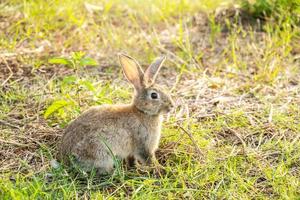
[1,0,300,199]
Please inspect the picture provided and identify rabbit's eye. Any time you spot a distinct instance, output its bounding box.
[150,92,158,99]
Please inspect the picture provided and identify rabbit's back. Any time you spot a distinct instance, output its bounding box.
[58,105,139,162]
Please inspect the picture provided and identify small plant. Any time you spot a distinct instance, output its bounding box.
[43,77,98,124]
[45,52,99,124]
[48,51,98,70]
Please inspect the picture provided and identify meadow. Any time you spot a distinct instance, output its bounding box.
[0,0,300,199]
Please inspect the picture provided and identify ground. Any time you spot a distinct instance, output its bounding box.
[0,0,300,199]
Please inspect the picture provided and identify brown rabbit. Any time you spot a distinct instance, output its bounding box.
[58,54,174,174]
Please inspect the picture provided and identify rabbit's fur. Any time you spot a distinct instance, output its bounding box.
[58,54,174,174]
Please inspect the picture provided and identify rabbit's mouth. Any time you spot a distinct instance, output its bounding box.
[162,105,173,114]
[164,99,175,113]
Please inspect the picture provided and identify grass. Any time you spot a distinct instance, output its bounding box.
[0,0,300,199]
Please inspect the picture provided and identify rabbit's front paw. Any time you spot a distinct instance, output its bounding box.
[135,150,155,166]
[126,155,136,168]
[145,155,155,166]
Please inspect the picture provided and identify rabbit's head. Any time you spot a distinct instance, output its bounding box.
[119,54,174,116]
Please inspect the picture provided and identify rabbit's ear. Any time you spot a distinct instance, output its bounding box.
[144,56,166,85]
[118,54,144,90]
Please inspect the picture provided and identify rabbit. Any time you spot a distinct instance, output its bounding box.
[57,54,174,174]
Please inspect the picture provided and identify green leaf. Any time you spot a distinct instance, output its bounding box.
[49,57,72,66]
[79,80,95,92]
[79,57,98,66]
[72,51,86,61]
[62,76,77,84]
[44,100,70,119]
